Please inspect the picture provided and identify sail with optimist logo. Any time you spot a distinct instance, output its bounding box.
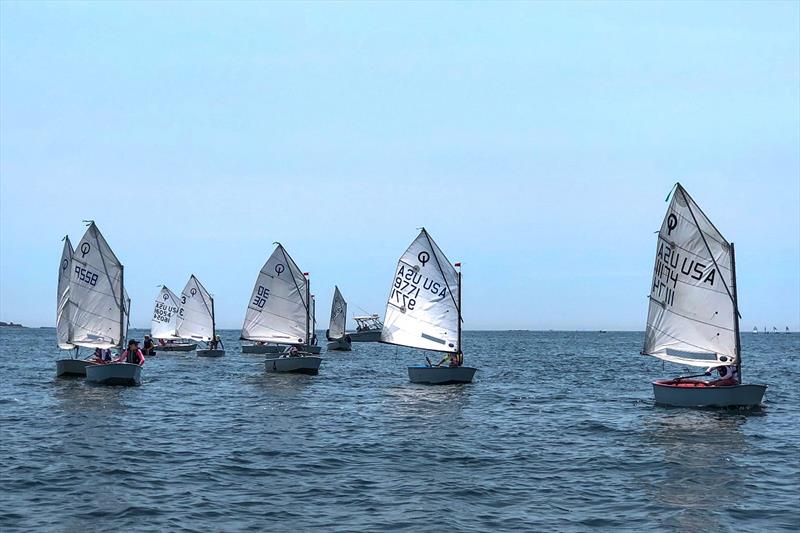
[57,236,75,350]
[241,244,310,345]
[380,228,461,353]
[66,222,128,349]
[151,286,183,340]
[643,184,740,367]
[177,275,215,341]
[328,286,347,340]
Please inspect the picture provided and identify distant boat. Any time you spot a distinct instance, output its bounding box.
[242,243,322,374]
[326,286,351,351]
[151,286,197,352]
[380,228,476,385]
[62,222,140,386]
[752,326,758,334]
[787,327,791,333]
[349,314,384,342]
[240,244,321,356]
[642,184,766,407]
[177,275,224,357]
[772,326,778,334]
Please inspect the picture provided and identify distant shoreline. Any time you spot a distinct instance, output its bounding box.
[0,321,25,328]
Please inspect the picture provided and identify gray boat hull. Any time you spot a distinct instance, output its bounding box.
[652,380,767,407]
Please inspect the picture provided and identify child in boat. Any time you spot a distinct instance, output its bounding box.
[116,339,146,366]
[434,351,463,368]
[705,364,740,386]
[142,335,155,356]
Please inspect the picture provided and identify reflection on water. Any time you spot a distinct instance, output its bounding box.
[643,410,751,531]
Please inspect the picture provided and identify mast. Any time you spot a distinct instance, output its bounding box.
[210,295,217,344]
[119,264,125,351]
[305,274,311,346]
[457,266,462,353]
[730,243,742,379]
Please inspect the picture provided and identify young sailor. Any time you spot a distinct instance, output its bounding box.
[705,364,740,387]
[116,339,146,366]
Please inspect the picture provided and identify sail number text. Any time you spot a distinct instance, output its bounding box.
[74,266,99,287]
[252,285,270,309]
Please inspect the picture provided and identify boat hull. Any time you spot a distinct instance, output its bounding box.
[197,349,225,357]
[154,343,197,352]
[265,356,322,375]
[348,330,381,342]
[652,380,767,407]
[85,363,142,386]
[55,359,95,377]
[327,338,352,351]
[241,344,284,354]
[408,366,477,385]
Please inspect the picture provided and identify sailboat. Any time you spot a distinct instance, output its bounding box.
[242,243,322,374]
[786,327,791,333]
[151,286,197,352]
[380,228,476,384]
[643,184,766,407]
[772,326,778,334]
[326,286,352,351]
[752,326,758,334]
[54,236,91,376]
[177,275,224,357]
[59,222,141,386]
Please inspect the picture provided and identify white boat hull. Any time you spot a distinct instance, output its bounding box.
[197,349,225,357]
[85,363,142,386]
[265,356,322,375]
[55,359,96,377]
[408,366,477,384]
[652,380,767,407]
[154,343,197,352]
[348,330,381,342]
[327,338,352,351]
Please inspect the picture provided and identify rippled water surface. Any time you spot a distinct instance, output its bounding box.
[1,329,798,532]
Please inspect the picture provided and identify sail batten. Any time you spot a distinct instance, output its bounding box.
[241,244,309,344]
[380,229,460,353]
[643,184,737,367]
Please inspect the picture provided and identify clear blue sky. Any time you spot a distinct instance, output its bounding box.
[1,1,798,331]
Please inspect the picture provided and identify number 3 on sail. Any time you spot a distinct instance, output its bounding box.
[643,184,767,407]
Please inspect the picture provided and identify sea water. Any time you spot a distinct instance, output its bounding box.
[1,329,798,531]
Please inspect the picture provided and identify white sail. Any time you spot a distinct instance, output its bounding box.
[67,222,126,349]
[56,236,75,349]
[151,286,183,339]
[643,184,738,367]
[328,286,347,340]
[177,275,214,341]
[241,244,309,344]
[381,229,460,353]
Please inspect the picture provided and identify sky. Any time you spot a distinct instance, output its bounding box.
[1,1,798,331]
